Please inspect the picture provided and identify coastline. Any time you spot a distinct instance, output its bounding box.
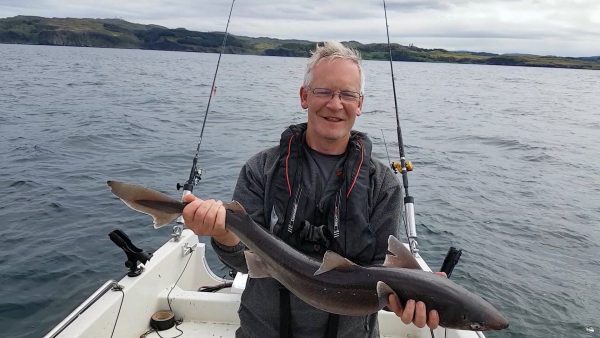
[1,15,599,70]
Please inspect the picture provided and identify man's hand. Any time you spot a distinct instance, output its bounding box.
[387,272,447,329]
[182,194,239,246]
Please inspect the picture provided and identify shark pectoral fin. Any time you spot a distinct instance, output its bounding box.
[314,250,357,276]
[244,251,271,279]
[376,281,396,309]
[384,235,422,270]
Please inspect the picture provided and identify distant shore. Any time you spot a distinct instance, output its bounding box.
[2,15,599,70]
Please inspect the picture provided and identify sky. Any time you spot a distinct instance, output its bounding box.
[1,0,599,57]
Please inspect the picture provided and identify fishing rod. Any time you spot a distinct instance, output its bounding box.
[382,0,465,310]
[173,0,237,240]
[381,5,465,336]
[382,0,419,255]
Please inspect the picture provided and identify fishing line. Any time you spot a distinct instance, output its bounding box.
[161,246,196,337]
[109,283,125,338]
[381,129,393,168]
[382,0,409,197]
[167,248,194,309]
[382,0,419,256]
[197,0,236,154]
[381,129,412,242]
[111,242,194,337]
[179,0,237,195]
[382,2,434,334]
[138,247,195,337]
[109,3,236,336]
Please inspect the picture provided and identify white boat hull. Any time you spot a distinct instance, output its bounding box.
[45,229,485,338]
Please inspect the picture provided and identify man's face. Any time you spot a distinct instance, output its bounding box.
[300,58,363,153]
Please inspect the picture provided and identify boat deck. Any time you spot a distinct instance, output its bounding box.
[145,321,238,338]
[143,314,481,338]
[46,230,484,338]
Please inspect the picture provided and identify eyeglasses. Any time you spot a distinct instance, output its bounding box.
[307,87,362,104]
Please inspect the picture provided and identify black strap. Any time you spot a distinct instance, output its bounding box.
[279,286,292,338]
[324,314,339,338]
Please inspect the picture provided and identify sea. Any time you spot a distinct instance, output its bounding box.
[0,43,599,338]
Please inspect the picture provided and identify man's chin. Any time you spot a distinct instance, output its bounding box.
[321,132,349,142]
[307,124,351,143]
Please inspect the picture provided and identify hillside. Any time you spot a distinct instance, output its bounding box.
[1,16,599,70]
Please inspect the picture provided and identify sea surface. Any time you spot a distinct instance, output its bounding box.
[1,44,599,338]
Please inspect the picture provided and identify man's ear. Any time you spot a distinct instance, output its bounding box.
[300,86,309,109]
[356,96,364,116]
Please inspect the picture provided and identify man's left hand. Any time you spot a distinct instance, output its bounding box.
[387,271,447,329]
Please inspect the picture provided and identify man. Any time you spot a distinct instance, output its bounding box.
[183,41,440,337]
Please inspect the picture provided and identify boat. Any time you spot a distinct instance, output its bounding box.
[44,228,487,338]
[44,2,495,336]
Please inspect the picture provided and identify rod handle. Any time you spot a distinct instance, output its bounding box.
[440,246,462,278]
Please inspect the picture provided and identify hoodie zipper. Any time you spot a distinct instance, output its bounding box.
[287,185,303,233]
[333,190,341,238]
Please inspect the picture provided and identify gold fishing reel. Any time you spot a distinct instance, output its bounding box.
[391,160,413,174]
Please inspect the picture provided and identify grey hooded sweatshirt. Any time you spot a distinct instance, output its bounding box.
[212,141,402,338]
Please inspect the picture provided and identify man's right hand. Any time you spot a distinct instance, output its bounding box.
[182,194,240,246]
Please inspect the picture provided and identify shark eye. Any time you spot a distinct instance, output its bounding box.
[470,323,482,330]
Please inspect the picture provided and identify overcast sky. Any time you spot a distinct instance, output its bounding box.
[1,0,599,56]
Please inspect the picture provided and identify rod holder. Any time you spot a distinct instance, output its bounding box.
[109,229,152,277]
[404,196,419,254]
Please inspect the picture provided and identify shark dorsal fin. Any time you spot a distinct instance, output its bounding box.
[314,251,357,276]
[384,235,422,270]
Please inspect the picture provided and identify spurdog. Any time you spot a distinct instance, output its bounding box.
[107,180,508,331]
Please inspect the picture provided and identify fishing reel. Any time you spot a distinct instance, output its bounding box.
[390,160,413,174]
[174,161,204,241]
[177,167,203,192]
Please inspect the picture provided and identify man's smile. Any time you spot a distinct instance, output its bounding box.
[323,116,344,122]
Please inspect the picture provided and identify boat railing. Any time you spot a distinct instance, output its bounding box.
[43,280,118,338]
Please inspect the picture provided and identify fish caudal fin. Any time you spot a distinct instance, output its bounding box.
[107,181,184,228]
